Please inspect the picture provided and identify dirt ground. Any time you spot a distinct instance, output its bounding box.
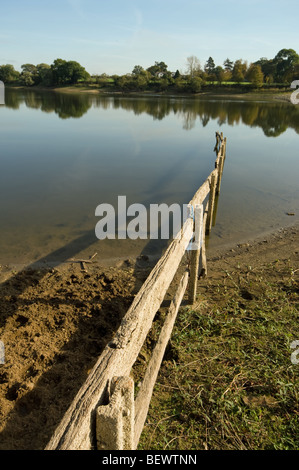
[0,224,298,450]
[0,254,154,450]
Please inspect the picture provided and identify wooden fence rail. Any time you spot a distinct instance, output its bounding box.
[45,132,227,451]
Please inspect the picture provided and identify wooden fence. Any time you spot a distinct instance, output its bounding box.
[45,132,227,451]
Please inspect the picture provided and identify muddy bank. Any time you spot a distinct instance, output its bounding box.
[0,256,154,450]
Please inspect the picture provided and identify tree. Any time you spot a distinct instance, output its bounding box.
[36,63,52,86]
[51,59,67,85]
[215,66,225,84]
[204,57,216,76]
[115,74,134,91]
[65,60,90,84]
[147,61,168,77]
[174,76,186,92]
[20,71,35,86]
[51,59,90,85]
[21,63,38,85]
[273,48,299,82]
[186,76,202,93]
[0,64,19,83]
[254,57,276,84]
[232,59,247,83]
[132,65,145,76]
[21,63,37,74]
[223,58,233,72]
[247,64,264,88]
[134,74,148,90]
[223,58,233,81]
[292,63,299,82]
[186,55,201,77]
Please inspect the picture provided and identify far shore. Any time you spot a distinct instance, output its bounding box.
[7,84,294,103]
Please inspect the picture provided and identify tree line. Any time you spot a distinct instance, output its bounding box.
[0,48,298,93]
[0,59,90,87]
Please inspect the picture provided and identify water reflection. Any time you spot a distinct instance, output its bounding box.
[1,89,299,266]
[5,89,299,136]
[5,89,92,119]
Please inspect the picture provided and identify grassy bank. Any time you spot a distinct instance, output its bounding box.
[137,226,299,450]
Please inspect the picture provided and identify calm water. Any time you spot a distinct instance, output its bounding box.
[0,89,298,267]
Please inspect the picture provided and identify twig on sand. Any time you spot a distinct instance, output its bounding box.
[65,252,98,272]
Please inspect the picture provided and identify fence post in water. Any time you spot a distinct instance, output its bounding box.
[206,172,217,234]
[216,141,226,195]
[96,376,135,450]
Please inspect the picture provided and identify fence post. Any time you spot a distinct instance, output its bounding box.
[0,81,4,105]
[216,143,225,195]
[96,376,135,450]
[206,172,217,234]
[199,209,208,278]
[188,204,203,304]
[134,271,189,448]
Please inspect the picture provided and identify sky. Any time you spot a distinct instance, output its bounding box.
[1,0,298,76]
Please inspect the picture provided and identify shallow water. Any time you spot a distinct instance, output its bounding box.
[0,89,298,266]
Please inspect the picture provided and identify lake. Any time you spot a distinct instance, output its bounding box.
[0,89,298,267]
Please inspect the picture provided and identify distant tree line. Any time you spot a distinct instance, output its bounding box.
[0,59,90,87]
[0,48,298,93]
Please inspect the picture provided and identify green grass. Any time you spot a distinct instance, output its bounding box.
[205,81,251,85]
[137,260,299,450]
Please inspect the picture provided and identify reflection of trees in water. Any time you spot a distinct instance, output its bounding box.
[112,97,299,137]
[95,96,299,137]
[5,90,299,136]
[5,89,92,119]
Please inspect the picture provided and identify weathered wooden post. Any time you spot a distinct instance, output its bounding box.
[216,139,226,195]
[206,172,217,234]
[199,208,208,278]
[96,376,135,450]
[134,271,189,448]
[188,204,203,304]
[214,131,221,152]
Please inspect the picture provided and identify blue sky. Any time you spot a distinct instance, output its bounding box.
[1,0,298,75]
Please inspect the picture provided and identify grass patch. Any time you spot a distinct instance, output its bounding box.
[138,259,299,450]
